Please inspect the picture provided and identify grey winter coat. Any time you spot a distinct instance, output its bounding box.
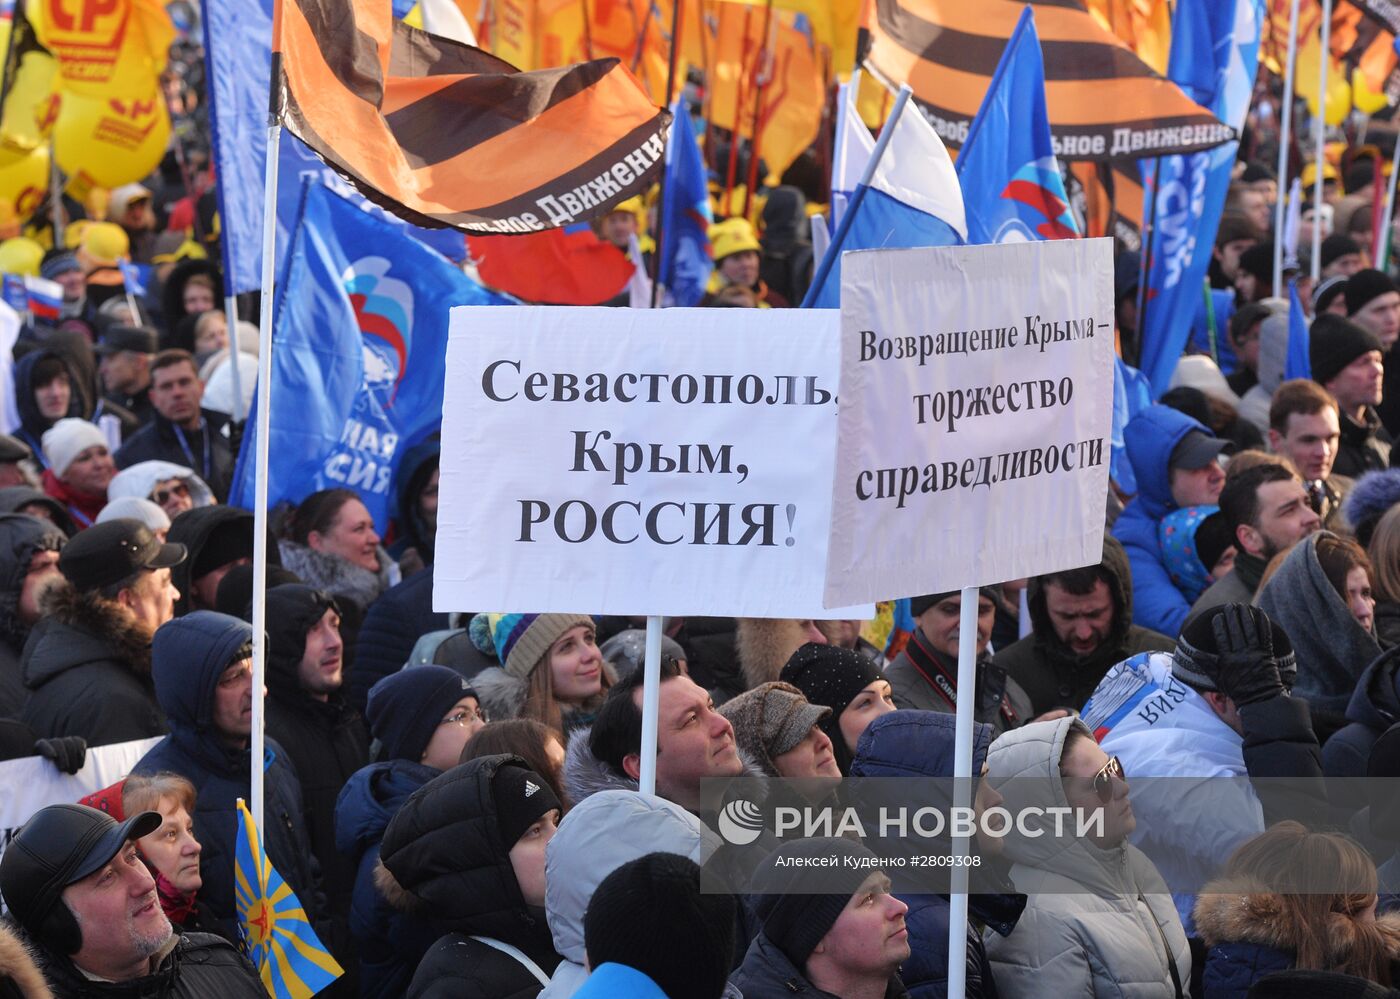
[984,717,1191,999]
[539,789,712,999]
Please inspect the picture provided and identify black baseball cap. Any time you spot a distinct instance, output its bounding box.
[0,804,161,939]
[1169,430,1234,471]
[93,325,158,356]
[59,518,186,593]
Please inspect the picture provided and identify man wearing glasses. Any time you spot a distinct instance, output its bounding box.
[1081,604,1327,930]
[132,610,328,946]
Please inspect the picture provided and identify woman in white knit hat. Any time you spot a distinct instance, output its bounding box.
[40,418,115,529]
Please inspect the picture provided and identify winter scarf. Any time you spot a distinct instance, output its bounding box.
[277,539,398,614]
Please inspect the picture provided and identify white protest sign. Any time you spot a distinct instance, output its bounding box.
[0,737,161,860]
[435,306,871,619]
[824,239,1115,607]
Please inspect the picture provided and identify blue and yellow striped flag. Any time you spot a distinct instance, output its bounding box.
[235,799,343,999]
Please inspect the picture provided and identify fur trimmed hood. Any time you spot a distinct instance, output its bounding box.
[1195,876,1400,962]
[0,923,53,998]
[277,540,397,613]
[737,618,811,690]
[23,582,153,688]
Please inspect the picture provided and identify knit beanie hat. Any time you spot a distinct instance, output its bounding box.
[366,666,478,764]
[96,496,170,534]
[909,586,1001,619]
[469,612,595,678]
[1320,234,1362,273]
[1313,275,1349,314]
[190,517,254,580]
[1344,268,1399,316]
[491,761,561,847]
[754,837,883,967]
[1173,604,1296,693]
[779,642,882,774]
[41,418,105,478]
[40,251,80,281]
[1309,314,1382,387]
[718,682,830,777]
[584,853,736,999]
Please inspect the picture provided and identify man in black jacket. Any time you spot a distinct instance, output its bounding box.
[115,350,233,500]
[0,513,64,718]
[0,803,265,997]
[21,519,184,746]
[264,584,368,931]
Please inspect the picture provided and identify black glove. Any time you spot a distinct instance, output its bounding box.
[34,736,87,775]
[1208,604,1285,707]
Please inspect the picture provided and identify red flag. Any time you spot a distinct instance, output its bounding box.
[468,224,635,304]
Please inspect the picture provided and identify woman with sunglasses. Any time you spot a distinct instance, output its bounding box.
[984,716,1191,999]
[106,459,216,520]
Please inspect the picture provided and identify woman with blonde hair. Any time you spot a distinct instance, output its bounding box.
[468,613,614,737]
[1195,821,1400,998]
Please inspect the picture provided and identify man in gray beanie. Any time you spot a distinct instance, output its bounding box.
[731,837,910,998]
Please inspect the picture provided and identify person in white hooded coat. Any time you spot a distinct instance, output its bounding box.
[983,716,1191,999]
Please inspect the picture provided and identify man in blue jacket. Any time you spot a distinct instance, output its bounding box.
[132,611,326,942]
[1111,405,1233,636]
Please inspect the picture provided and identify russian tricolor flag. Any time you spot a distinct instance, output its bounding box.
[24,276,62,320]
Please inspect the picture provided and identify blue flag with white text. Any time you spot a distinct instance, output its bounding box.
[1138,0,1262,397]
[1286,279,1311,380]
[657,103,712,307]
[956,7,1077,246]
[203,0,465,297]
[1112,357,1153,494]
[230,181,513,529]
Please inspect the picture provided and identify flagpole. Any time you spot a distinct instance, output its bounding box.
[1311,0,1330,285]
[649,0,685,308]
[723,5,755,207]
[250,0,286,844]
[1380,139,1400,271]
[1273,0,1300,296]
[741,0,775,220]
[946,584,979,999]
[799,85,913,308]
[1134,157,1162,370]
[47,139,62,249]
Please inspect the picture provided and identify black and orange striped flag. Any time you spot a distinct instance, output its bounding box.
[274,0,671,233]
[865,0,1233,161]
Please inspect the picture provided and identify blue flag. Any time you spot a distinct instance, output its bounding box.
[956,7,1077,245]
[1112,357,1154,494]
[230,181,513,530]
[235,799,342,999]
[804,82,964,308]
[657,104,713,307]
[118,260,151,298]
[1286,279,1311,380]
[1137,0,1262,397]
[203,0,466,297]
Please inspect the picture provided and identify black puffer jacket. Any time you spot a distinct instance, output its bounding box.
[31,930,266,999]
[994,535,1176,714]
[379,756,562,999]
[0,514,64,718]
[349,567,448,714]
[264,585,368,930]
[19,584,165,746]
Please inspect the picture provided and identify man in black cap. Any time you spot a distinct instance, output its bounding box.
[1309,313,1391,475]
[884,587,1033,735]
[0,513,64,718]
[1345,268,1400,437]
[20,518,184,745]
[0,434,34,489]
[0,802,264,996]
[95,325,157,426]
[731,837,910,999]
[1320,234,1365,279]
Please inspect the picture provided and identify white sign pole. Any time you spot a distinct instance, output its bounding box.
[1272,0,1300,297]
[946,584,978,999]
[639,615,663,794]
[1311,0,1331,285]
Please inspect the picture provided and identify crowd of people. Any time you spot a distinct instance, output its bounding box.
[12,15,1400,999]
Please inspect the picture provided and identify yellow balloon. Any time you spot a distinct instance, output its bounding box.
[0,145,50,224]
[1353,69,1389,116]
[53,90,170,189]
[0,236,46,277]
[1295,33,1352,127]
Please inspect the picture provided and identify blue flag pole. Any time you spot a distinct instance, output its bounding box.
[1272,0,1300,297]
[800,85,913,308]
